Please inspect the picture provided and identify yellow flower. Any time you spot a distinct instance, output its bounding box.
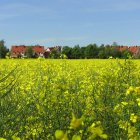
[12,136,21,140]
[128,126,136,138]
[72,135,81,140]
[0,138,6,140]
[55,130,64,139]
[70,113,83,129]
[135,87,140,93]
[121,102,128,106]
[118,120,130,130]
[130,113,138,123]
[126,86,134,95]
[136,98,140,106]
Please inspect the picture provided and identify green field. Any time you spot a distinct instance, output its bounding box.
[0,59,140,140]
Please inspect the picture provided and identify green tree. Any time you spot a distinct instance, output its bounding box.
[112,42,119,47]
[71,45,81,59]
[26,46,34,58]
[0,40,8,58]
[121,50,132,59]
[85,44,98,58]
[98,44,106,58]
[62,46,72,59]
[110,48,121,58]
[5,52,11,59]
[80,47,86,58]
[49,49,60,59]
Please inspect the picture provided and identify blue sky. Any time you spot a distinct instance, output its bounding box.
[0,0,140,48]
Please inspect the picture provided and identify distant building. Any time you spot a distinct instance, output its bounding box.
[44,46,62,58]
[11,45,45,58]
[129,46,140,57]
[116,46,140,57]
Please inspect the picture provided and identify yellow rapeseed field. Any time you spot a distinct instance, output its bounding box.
[0,59,140,140]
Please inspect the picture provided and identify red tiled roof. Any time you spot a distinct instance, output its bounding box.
[128,46,139,54]
[11,45,26,53]
[117,46,129,51]
[11,45,45,54]
[32,45,45,53]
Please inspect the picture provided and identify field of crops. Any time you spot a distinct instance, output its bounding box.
[0,59,140,140]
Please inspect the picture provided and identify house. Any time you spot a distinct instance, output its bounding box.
[117,46,129,52]
[128,46,140,57]
[116,46,140,57]
[44,46,62,58]
[11,45,45,58]
[32,45,45,57]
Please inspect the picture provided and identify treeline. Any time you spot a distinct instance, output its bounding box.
[55,44,133,59]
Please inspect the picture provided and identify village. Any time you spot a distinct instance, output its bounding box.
[10,45,62,58]
[10,44,140,59]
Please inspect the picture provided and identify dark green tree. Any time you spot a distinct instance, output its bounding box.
[85,44,98,58]
[98,44,105,58]
[112,42,119,47]
[0,40,8,58]
[110,48,121,58]
[62,46,72,59]
[71,45,81,59]
[49,49,60,59]
[98,50,106,58]
[121,50,132,59]
[26,46,34,58]
[80,47,86,58]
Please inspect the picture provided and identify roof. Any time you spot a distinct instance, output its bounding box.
[11,45,26,53]
[32,45,45,53]
[11,45,45,53]
[128,46,139,54]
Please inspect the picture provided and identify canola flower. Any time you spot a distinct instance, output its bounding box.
[0,59,140,139]
[130,113,138,123]
[70,113,83,129]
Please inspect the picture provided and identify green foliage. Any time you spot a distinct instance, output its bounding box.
[49,49,60,59]
[71,45,81,59]
[26,46,34,58]
[60,54,68,59]
[62,46,72,59]
[61,43,134,59]
[84,44,98,58]
[121,50,132,59]
[0,40,8,58]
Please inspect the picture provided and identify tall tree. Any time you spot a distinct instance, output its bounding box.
[112,42,119,47]
[98,44,105,58]
[26,46,34,58]
[121,50,132,59]
[0,40,8,58]
[85,44,98,58]
[49,49,60,59]
[80,47,86,58]
[71,45,81,59]
[62,46,72,59]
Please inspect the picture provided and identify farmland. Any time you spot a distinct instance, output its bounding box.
[0,59,140,140]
